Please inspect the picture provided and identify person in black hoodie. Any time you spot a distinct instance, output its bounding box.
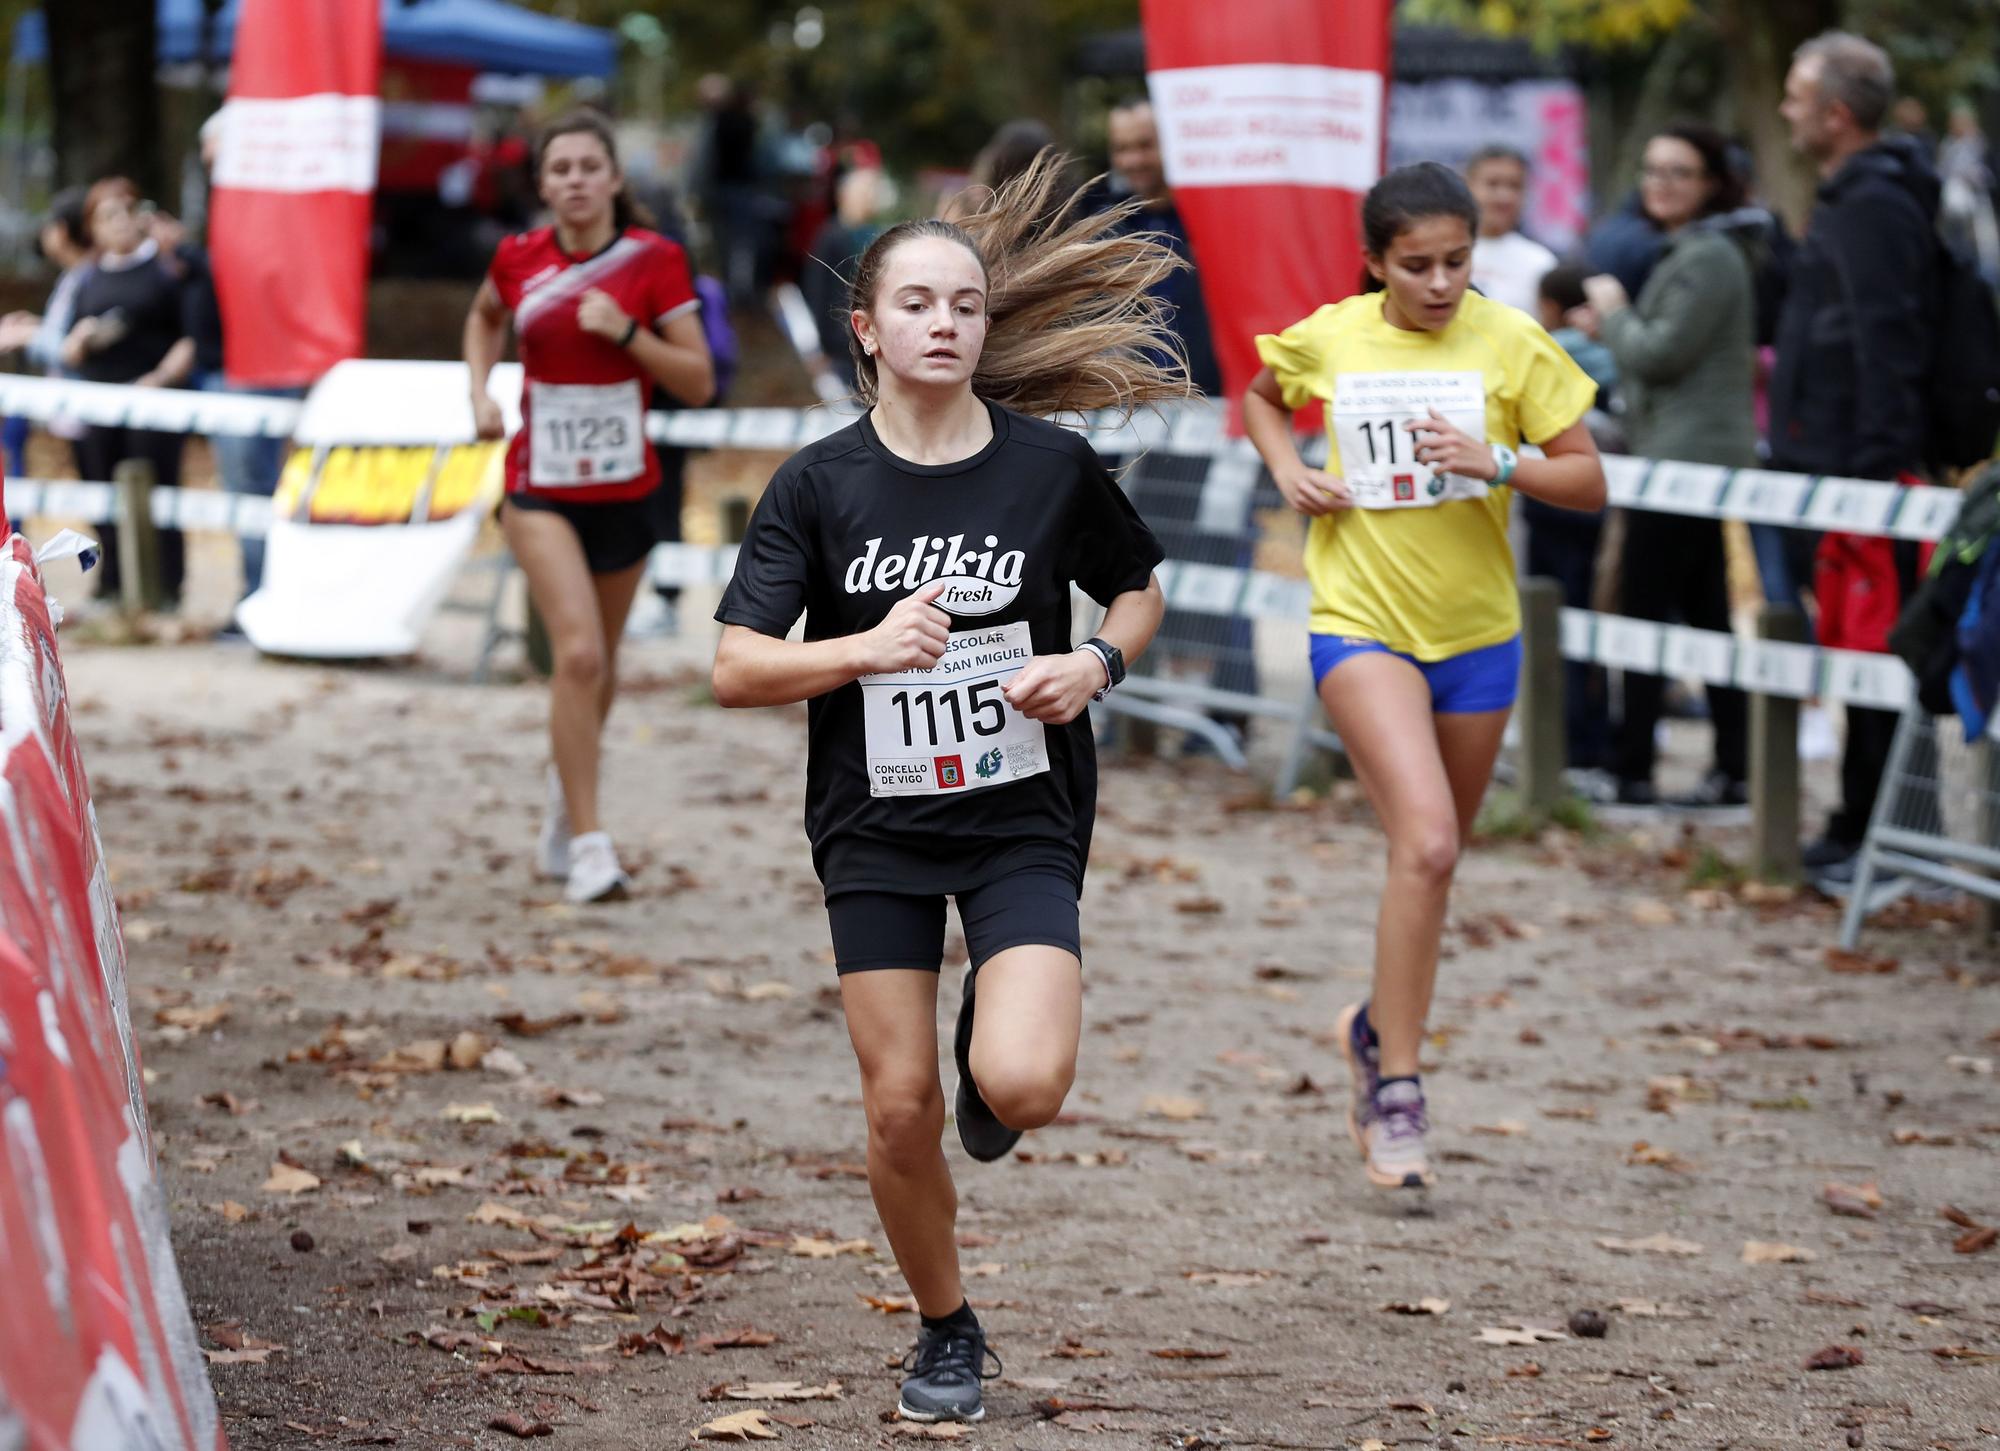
[1770,31,1940,878]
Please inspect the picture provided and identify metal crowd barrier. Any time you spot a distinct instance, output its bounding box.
[6,377,1992,901]
[1840,706,2000,944]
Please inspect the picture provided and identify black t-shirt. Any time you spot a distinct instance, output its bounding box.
[716,402,1163,898]
[71,247,188,385]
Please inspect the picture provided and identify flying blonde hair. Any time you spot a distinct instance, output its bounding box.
[848,148,1193,417]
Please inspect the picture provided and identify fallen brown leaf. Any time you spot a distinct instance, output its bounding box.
[1149,1347,1228,1360]
[1931,1345,2000,1363]
[260,1162,320,1197]
[695,1409,779,1441]
[202,1348,274,1365]
[889,1424,972,1440]
[1741,1240,1817,1264]
[698,1329,780,1352]
[1049,1338,1110,1359]
[1805,1344,1864,1370]
[1626,1141,1694,1172]
[487,1413,553,1440]
[1824,946,1898,975]
[1822,1180,1884,1219]
[1142,1094,1206,1121]
[1380,1297,1451,1316]
[1184,1270,1271,1287]
[1954,1226,1997,1255]
[1597,1233,1703,1256]
[157,1002,231,1031]
[788,1236,873,1259]
[714,1382,842,1402]
[1476,1326,1567,1346]
[494,1011,584,1038]
[619,1324,686,1357]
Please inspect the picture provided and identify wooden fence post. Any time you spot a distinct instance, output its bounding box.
[112,457,163,614]
[1516,577,1564,815]
[1750,603,1809,881]
[722,496,750,545]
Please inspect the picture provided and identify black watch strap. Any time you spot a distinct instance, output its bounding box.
[1084,636,1126,688]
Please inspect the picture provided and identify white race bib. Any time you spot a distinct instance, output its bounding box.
[859,620,1050,798]
[528,379,645,488]
[1332,369,1490,509]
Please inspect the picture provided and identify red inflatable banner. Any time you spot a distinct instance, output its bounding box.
[0,535,224,1450]
[1140,0,1392,418]
[210,0,383,388]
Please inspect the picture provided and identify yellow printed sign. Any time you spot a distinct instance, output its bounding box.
[273,442,505,526]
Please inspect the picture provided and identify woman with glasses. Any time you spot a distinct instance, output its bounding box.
[1570,123,1761,809]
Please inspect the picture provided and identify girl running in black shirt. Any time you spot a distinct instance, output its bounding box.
[713,153,1183,1424]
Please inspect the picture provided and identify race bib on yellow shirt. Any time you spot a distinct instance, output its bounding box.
[859,621,1051,797]
[528,379,645,487]
[1332,370,1490,509]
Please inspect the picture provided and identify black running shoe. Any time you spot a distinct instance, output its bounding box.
[899,1321,1001,1423]
[1665,769,1749,808]
[952,967,1021,1163]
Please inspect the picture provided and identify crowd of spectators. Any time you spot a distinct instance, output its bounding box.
[1,29,1994,885]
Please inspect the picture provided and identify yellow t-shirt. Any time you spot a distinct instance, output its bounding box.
[1255,290,1596,660]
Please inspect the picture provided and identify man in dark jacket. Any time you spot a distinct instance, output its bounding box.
[1770,31,1939,879]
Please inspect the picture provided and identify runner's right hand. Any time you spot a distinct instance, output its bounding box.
[471,393,505,441]
[1274,464,1352,517]
[859,582,950,673]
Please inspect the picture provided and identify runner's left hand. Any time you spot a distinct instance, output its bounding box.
[1004,651,1103,725]
[1406,408,1499,481]
[577,289,631,342]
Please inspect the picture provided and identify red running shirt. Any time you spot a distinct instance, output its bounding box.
[488,225,699,503]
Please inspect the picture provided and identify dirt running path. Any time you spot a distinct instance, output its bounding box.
[62,626,2000,1451]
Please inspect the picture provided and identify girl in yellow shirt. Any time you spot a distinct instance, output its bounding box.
[1243,162,1606,1195]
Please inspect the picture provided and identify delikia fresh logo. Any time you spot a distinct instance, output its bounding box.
[1427,474,1447,498]
[974,747,1003,780]
[843,534,1026,616]
[935,756,964,788]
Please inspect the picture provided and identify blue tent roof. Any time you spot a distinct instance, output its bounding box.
[12,0,616,77]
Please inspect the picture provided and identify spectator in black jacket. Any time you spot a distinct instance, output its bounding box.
[1770,31,1939,879]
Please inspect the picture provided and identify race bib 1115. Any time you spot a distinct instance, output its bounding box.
[858,620,1051,798]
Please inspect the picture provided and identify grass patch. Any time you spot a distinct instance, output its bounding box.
[1475,788,1600,842]
[1685,843,1746,890]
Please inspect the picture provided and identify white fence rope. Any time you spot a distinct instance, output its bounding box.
[3,376,1968,712]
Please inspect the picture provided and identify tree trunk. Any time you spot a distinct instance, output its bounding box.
[45,0,163,198]
[1713,0,1838,233]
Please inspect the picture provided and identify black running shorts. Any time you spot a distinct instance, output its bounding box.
[504,488,657,575]
[826,869,1081,975]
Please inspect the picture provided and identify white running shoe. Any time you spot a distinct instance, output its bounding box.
[563,830,631,904]
[536,767,571,880]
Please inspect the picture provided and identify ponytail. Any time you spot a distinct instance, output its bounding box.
[848,149,1191,417]
[533,108,656,233]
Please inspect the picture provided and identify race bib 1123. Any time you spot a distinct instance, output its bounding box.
[1332,369,1490,509]
[528,379,645,488]
[858,620,1051,798]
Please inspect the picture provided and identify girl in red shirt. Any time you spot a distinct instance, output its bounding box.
[465,111,714,903]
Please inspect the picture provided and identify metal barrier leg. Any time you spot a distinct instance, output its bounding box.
[1275,683,1324,797]
[471,552,517,686]
[1838,703,1924,949]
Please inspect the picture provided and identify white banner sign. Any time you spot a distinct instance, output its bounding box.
[1148,63,1384,190]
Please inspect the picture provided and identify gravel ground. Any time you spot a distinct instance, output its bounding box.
[57,601,2000,1451]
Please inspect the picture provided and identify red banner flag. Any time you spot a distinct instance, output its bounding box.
[209,0,383,388]
[1140,0,1392,417]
